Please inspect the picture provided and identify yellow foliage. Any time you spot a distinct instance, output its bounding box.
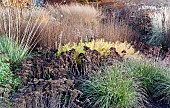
[58,39,139,58]
[58,42,85,57]
[85,39,114,55]
[113,41,139,58]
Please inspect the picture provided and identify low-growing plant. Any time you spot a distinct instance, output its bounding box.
[58,39,139,57]
[0,53,20,97]
[11,78,82,108]
[80,64,143,108]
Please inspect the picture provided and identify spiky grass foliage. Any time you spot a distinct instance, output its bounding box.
[58,39,139,57]
[125,59,170,103]
[81,63,141,108]
[0,6,48,64]
[0,36,29,64]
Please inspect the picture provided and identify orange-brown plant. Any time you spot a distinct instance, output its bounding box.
[2,0,32,7]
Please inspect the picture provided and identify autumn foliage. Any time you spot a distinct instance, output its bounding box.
[2,0,32,7]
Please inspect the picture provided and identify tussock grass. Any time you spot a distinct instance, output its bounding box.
[125,59,170,103]
[0,36,29,64]
[81,62,145,108]
[80,58,170,107]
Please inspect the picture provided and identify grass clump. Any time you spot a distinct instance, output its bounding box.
[0,36,29,64]
[80,64,141,108]
[0,6,48,64]
[125,59,170,103]
[79,59,170,107]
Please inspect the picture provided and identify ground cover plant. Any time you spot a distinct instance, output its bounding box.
[7,44,170,108]
[0,53,20,97]
[11,78,83,108]
[58,39,139,58]
[1,1,170,108]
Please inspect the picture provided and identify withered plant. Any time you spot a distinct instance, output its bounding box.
[11,78,83,108]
